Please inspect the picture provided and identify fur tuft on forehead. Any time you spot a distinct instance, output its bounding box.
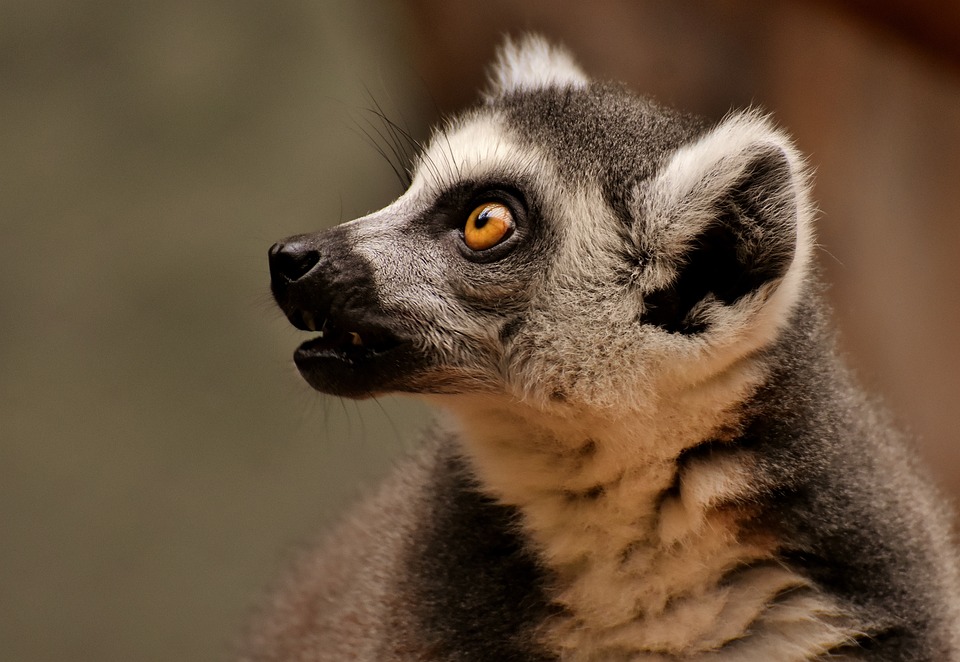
[485,33,589,99]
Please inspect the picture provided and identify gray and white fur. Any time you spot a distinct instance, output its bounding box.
[249,35,960,661]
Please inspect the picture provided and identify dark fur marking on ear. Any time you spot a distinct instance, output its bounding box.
[640,147,797,334]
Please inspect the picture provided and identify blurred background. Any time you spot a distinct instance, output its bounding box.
[2,1,958,660]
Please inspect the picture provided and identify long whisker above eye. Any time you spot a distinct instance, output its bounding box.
[349,117,409,189]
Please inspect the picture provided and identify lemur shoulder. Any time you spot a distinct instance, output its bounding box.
[248,35,960,661]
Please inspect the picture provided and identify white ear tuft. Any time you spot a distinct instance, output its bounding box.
[485,34,589,99]
[635,110,816,341]
[639,110,815,280]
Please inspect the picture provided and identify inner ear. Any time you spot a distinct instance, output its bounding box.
[642,146,797,335]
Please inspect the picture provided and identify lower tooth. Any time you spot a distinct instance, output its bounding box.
[349,332,363,346]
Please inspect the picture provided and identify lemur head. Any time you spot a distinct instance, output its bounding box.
[269,35,814,414]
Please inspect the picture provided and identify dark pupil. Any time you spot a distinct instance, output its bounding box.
[474,210,490,229]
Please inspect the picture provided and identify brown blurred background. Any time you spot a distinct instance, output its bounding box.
[1,1,958,660]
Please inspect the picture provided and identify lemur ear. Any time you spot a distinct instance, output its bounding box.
[635,112,814,335]
[484,34,589,99]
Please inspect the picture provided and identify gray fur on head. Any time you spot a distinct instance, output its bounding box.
[253,34,960,661]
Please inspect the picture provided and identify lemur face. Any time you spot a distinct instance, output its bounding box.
[270,37,812,410]
[267,153,553,399]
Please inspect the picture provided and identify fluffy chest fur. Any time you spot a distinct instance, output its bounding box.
[443,359,862,661]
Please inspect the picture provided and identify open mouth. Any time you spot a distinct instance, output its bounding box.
[290,309,404,365]
[286,308,410,397]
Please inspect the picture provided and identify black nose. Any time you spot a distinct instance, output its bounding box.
[269,240,320,283]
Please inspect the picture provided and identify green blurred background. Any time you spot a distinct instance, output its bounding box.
[2,2,430,660]
[2,1,959,660]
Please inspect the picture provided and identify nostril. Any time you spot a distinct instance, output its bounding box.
[269,241,321,282]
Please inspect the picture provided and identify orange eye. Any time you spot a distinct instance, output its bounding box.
[463,202,514,251]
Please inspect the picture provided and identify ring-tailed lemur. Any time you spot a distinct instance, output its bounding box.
[248,35,960,661]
